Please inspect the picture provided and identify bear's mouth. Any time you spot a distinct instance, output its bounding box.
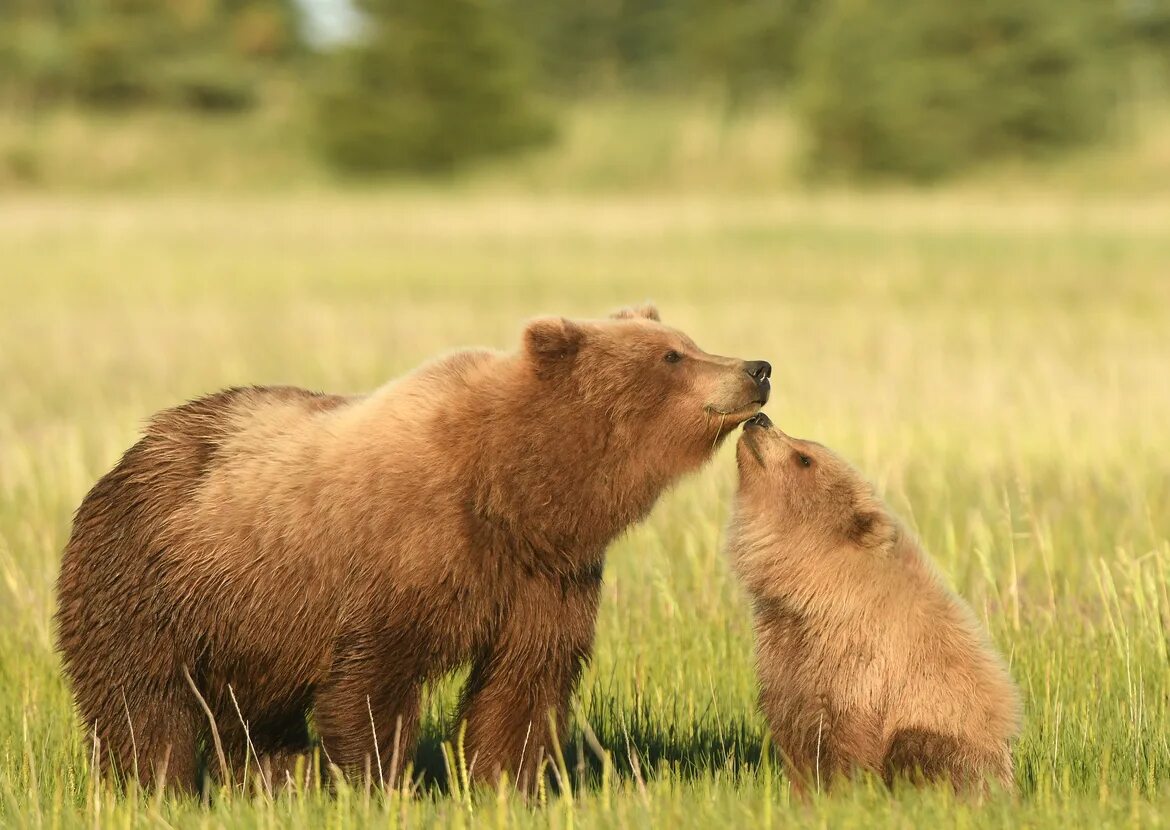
[706,402,764,435]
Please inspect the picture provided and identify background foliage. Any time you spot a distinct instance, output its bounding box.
[795,0,1121,180]
[314,0,554,174]
[0,0,298,112]
[3,0,1168,177]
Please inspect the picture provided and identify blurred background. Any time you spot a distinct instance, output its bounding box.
[1,0,1168,189]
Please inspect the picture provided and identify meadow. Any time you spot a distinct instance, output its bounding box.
[1,183,1169,827]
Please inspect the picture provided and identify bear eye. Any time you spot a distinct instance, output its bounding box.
[664,350,683,364]
[797,453,813,468]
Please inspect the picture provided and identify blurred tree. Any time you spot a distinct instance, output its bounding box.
[1122,0,1170,83]
[313,0,553,174]
[1126,0,1170,43]
[679,0,817,108]
[0,0,300,111]
[496,0,824,107]
[796,0,1121,180]
[497,0,676,92]
[0,14,74,107]
[498,0,805,97]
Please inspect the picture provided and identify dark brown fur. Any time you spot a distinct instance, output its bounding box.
[55,306,770,793]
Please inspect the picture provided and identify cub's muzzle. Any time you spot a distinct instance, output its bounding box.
[744,412,773,430]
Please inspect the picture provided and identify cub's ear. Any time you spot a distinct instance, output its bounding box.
[524,316,583,375]
[609,302,660,322]
[850,507,898,551]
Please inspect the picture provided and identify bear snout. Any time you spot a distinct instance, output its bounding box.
[743,360,772,404]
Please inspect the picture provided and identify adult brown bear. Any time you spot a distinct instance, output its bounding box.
[55,304,771,793]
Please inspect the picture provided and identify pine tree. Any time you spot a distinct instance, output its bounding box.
[315,0,553,174]
[796,0,1119,180]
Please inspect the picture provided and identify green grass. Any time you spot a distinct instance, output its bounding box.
[2,189,1169,827]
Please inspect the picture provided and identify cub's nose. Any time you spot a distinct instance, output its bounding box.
[745,360,772,382]
[745,412,772,430]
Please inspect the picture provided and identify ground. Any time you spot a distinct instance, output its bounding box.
[1,189,1168,827]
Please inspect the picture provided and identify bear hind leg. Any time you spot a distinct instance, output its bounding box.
[882,727,1009,793]
[87,680,203,794]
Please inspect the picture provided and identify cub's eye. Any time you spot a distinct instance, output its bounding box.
[796,453,813,468]
[664,350,683,364]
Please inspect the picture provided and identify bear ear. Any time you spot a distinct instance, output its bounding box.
[524,316,583,374]
[609,302,660,322]
[849,506,898,552]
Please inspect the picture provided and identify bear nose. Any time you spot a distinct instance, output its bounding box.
[744,360,772,382]
[744,360,771,405]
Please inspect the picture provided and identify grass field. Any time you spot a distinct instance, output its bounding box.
[1,189,1169,827]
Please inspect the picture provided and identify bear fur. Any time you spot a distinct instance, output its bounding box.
[726,413,1021,795]
[55,305,771,793]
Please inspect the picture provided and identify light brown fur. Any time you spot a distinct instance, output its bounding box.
[726,415,1021,795]
[55,305,772,794]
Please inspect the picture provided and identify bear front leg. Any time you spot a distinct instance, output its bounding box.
[456,568,602,791]
[313,641,423,786]
[770,704,883,796]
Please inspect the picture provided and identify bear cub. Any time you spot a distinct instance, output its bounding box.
[727,413,1021,794]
